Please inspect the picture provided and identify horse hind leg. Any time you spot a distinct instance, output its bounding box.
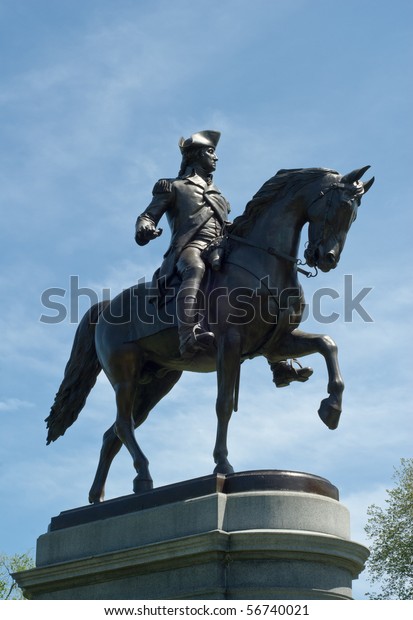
[131,369,182,494]
[96,343,151,497]
[113,369,154,494]
[88,368,182,503]
[89,424,122,503]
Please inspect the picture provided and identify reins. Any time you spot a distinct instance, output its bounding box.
[227,232,318,279]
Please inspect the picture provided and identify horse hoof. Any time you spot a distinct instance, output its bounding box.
[318,398,341,430]
[213,462,234,475]
[133,477,153,494]
[89,496,103,504]
[88,488,105,504]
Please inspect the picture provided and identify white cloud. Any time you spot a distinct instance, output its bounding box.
[0,398,34,412]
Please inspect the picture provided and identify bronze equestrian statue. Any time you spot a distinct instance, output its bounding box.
[45,133,374,503]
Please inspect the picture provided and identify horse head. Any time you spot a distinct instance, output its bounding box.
[304,166,374,272]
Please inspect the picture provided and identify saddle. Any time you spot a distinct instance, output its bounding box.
[127,237,230,343]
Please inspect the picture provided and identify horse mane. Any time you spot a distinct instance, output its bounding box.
[229,167,338,236]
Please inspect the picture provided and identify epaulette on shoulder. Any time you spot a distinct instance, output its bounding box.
[153,178,173,194]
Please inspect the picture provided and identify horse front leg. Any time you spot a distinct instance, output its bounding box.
[270,329,344,430]
[213,330,241,474]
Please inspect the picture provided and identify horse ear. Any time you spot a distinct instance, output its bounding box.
[341,165,371,184]
[362,177,375,194]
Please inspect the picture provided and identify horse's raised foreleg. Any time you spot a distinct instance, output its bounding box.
[213,330,242,474]
[269,329,344,430]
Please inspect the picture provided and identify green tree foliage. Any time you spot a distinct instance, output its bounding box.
[0,552,34,600]
[365,458,413,599]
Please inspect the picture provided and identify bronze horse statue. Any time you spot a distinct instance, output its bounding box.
[46,166,374,503]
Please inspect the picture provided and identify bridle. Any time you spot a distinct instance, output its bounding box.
[227,181,350,279]
[304,181,362,269]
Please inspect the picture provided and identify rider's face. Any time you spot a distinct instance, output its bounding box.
[196,146,218,173]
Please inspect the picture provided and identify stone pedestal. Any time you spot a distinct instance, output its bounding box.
[15,470,369,600]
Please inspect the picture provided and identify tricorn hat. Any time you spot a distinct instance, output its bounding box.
[179,130,220,153]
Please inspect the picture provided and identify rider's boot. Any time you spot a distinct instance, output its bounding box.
[177,291,215,358]
[270,360,313,388]
[176,261,216,357]
[177,282,215,357]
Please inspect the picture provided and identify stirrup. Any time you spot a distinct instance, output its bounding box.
[179,324,215,358]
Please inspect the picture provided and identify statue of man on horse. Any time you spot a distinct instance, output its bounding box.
[135,130,311,384]
[46,133,374,501]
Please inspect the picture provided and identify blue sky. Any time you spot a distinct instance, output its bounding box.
[0,0,412,600]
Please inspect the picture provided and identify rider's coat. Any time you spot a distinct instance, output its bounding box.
[136,171,230,281]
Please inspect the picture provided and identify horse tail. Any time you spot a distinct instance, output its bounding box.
[45,300,110,444]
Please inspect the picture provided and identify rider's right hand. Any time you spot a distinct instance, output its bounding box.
[135,223,161,246]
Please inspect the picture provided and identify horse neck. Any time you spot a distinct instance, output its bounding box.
[245,195,305,260]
